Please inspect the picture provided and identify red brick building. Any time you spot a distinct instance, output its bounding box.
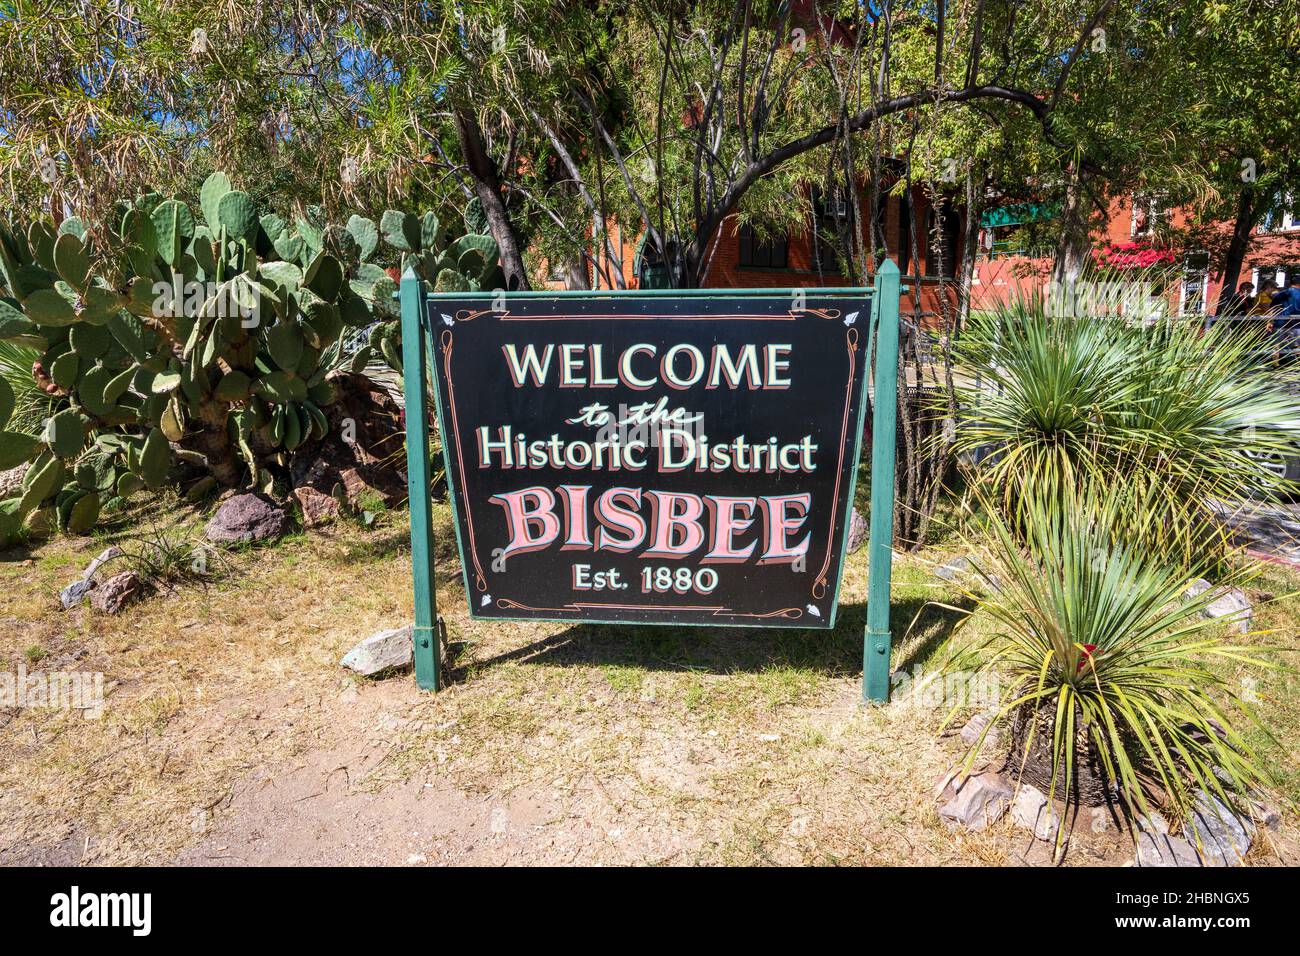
[549,185,1300,324]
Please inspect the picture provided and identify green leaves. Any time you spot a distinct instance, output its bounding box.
[303,252,343,300]
[266,319,305,372]
[946,479,1276,833]
[254,370,308,403]
[955,299,1300,548]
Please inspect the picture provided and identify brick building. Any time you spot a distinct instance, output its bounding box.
[547,184,1300,324]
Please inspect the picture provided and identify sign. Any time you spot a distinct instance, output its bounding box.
[426,294,870,629]
[399,265,902,698]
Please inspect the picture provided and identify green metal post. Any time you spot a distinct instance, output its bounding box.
[864,260,901,703]
[400,268,440,691]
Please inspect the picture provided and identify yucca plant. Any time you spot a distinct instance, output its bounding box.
[955,298,1300,545]
[944,480,1278,843]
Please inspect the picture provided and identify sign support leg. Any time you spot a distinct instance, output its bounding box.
[400,268,441,691]
[864,261,901,703]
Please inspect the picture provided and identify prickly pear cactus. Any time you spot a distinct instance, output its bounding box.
[0,174,501,545]
[356,201,504,376]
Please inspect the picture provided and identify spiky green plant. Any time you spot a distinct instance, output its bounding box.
[955,299,1300,534]
[944,480,1279,843]
[0,341,59,434]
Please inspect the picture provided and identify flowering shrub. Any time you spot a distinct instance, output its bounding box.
[1093,240,1177,270]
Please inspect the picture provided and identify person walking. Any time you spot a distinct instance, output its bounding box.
[1270,276,1300,357]
[1218,280,1256,318]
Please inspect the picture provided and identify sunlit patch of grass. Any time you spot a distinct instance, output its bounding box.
[603,664,646,696]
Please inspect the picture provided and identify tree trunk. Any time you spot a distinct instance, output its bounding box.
[1215,188,1255,314]
[1052,172,1093,286]
[562,251,590,290]
[453,108,531,291]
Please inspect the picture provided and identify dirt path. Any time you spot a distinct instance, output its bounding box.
[171,680,698,867]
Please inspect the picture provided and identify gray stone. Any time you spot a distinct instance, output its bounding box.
[89,571,143,615]
[1137,810,1170,834]
[934,555,972,582]
[81,545,123,580]
[1184,578,1251,633]
[0,463,28,499]
[59,578,96,610]
[846,507,868,554]
[341,625,413,676]
[960,711,1002,749]
[204,492,290,544]
[1249,791,1281,831]
[937,771,1013,831]
[58,545,125,609]
[1088,806,1120,834]
[1134,831,1203,867]
[1188,792,1254,866]
[1010,785,1059,841]
[293,485,341,528]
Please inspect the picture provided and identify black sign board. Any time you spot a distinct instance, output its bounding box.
[427,293,871,629]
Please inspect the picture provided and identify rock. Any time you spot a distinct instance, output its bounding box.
[937,771,1013,831]
[90,571,143,615]
[293,485,341,528]
[1184,578,1252,633]
[204,492,290,544]
[0,463,28,499]
[1088,806,1120,834]
[1011,784,1059,841]
[1134,831,1203,867]
[1188,792,1254,866]
[960,711,1002,749]
[82,545,123,581]
[1249,790,1282,831]
[288,372,408,510]
[846,507,868,553]
[935,555,972,581]
[59,578,97,610]
[340,625,414,676]
[1137,811,1170,834]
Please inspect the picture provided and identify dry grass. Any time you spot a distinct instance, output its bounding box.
[1,493,1297,866]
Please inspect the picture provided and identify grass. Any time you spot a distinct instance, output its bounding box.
[0,494,1297,865]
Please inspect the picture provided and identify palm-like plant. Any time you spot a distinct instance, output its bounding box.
[955,300,1300,528]
[0,341,59,435]
[945,481,1277,838]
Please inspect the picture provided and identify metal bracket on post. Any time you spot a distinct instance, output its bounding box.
[863,260,901,703]
[400,268,441,691]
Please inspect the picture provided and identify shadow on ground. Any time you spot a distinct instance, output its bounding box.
[453,593,973,683]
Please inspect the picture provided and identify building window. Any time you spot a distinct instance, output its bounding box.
[1261,195,1300,233]
[737,225,788,269]
[1131,195,1165,238]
